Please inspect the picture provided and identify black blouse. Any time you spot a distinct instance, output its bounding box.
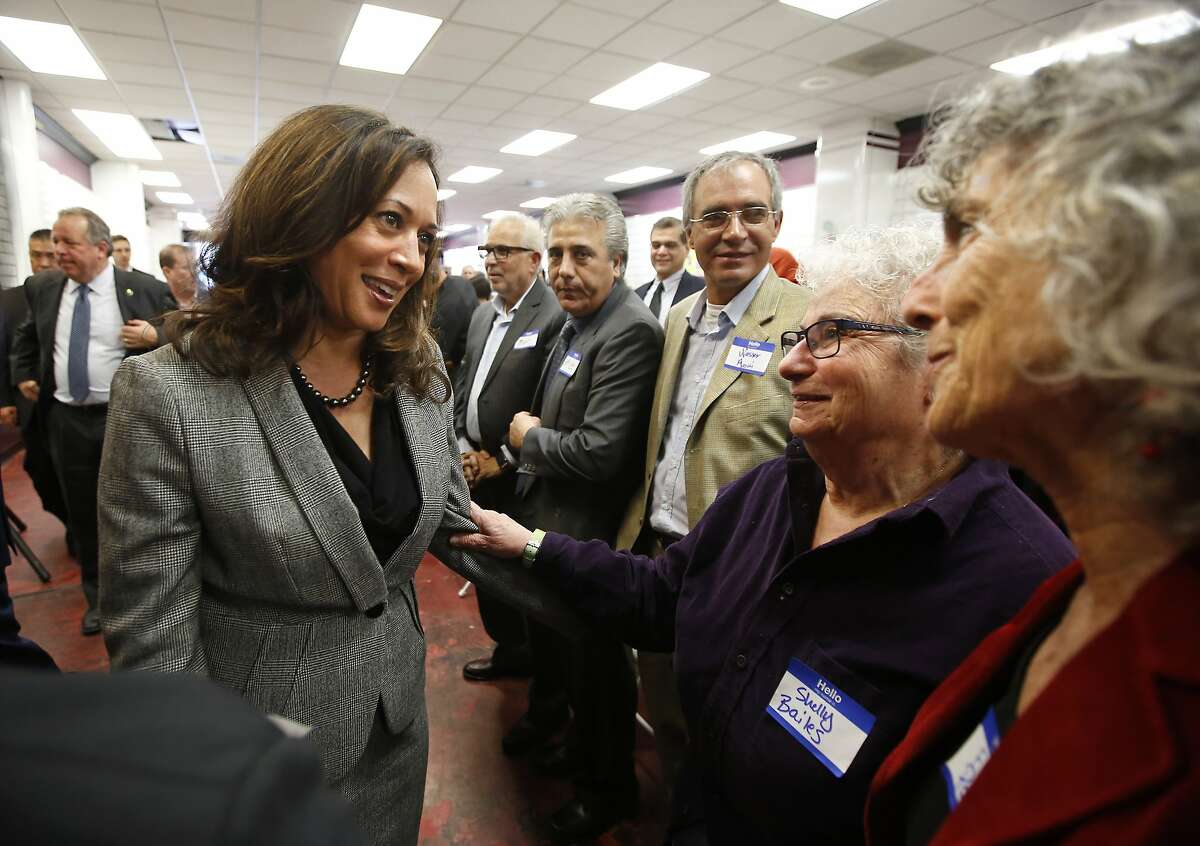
[291,369,421,565]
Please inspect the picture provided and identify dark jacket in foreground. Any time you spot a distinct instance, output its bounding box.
[532,441,1075,844]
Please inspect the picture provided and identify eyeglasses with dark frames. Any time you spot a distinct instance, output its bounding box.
[781,319,923,359]
[478,244,535,261]
[687,206,779,232]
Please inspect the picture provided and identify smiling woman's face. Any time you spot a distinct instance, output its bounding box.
[902,151,1069,458]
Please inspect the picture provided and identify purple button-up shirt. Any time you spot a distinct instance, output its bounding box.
[536,440,1074,844]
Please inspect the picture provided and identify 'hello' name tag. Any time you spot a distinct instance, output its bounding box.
[514,330,539,350]
[767,658,876,779]
[941,706,1000,809]
[724,337,775,376]
[558,350,582,378]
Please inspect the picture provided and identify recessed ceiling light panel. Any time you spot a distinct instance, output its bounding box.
[339,4,442,76]
[700,131,797,156]
[0,16,105,79]
[520,196,558,209]
[439,223,472,235]
[779,0,879,20]
[156,191,194,205]
[72,109,162,160]
[590,62,710,111]
[447,166,502,184]
[604,166,673,185]
[481,210,520,220]
[500,130,577,157]
[139,170,181,187]
[437,188,457,200]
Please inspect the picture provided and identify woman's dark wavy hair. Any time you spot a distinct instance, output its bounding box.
[165,104,448,401]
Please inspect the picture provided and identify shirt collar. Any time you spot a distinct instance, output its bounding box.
[656,268,684,290]
[686,263,769,332]
[68,262,114,294]
[491,276,536,318]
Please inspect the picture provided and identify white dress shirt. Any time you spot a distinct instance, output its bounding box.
[461,280,536,449]
[642,269,684,326]
[53,264,126,406]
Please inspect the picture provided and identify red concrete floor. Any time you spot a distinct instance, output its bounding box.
[4,451,668,845]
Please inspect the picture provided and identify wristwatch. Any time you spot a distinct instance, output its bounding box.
[522,529,546,567]
[498,444,516,473]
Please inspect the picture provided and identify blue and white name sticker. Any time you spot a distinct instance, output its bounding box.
[940,707,1000,809]
[558,350,582,378]
[724,337,775,376]
[767,658,876,779]
[514,330,539,350]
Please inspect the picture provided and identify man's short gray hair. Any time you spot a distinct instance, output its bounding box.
[682,151,784,223]
[918,29,1200,540]
[541,193,628,272]
[799,222,942,369]
[58,207,112,256]
[487,213,543,253]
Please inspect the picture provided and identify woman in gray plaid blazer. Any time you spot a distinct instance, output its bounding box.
[97,106,478,846]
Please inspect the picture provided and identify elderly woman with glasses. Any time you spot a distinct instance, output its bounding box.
[866,30,1200,845]
[452,222,1073,844]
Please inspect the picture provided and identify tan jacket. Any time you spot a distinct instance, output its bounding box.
[615,269,811,550]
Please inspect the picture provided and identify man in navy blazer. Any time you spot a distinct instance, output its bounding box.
[633,216,704,326]
[11,207,175,635]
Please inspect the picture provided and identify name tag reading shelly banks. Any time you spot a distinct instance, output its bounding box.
[558,350,582,378]
[514,330,538,350]
[940,706,1000,809]
[767,658,875,778]
[724,337,775,376]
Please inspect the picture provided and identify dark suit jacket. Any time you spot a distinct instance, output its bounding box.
[1,671,362,846]
[11,269,176,411]
[518,282,663,542]
[634,270,705,312]
[432,274,477,369]
[866,549,1200,845]
[0,286,28,411]
[453,280,566,460]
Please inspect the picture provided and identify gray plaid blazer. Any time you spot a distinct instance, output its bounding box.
[98,342,477,784]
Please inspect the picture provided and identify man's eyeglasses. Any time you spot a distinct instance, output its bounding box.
[478,245,535,261]
[687,206,779,232]
[781,319,923,359]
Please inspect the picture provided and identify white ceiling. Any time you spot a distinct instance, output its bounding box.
[0,0,1104,227]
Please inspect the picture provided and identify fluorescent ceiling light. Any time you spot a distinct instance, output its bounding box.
[178,212,209,230]
[700,131,796,156]
[140,170,181,187]
[605,166,673,185]
[447,166,502,184]
[482,210,519,220]
[500,130,577,157]
[72,109,162,160]
[339,4,442,76]
[439,223,472,235]
[520,196,558,209]
[778,0,879,19]
[590,62,710,111]
[156,191,194,204]
[436,188,457,201]
[0,16,105,79]
[992,10,1199,75]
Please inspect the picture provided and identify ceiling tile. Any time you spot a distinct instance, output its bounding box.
[948,25,1046,65]
[901,7,1022,52]
[734,86,807,113]
[0,1,68,23]
[115,82,190,108]
[452,0,560,34]
[611,112,675,133]
[177,43,258,76]
[687,102,760,125]
[725,52,815,84]
[262,0,359,34]
[257,79,326,104]
[982,0,1095,24]
[455,86,527,110]
[164,10,256,51]
[260,26,342,63]
[99,59,184,86]
[650,0,772,35]
[720,4,828,50]
[573,0,660,15]
[1034,6,1095,37]
[512,95,577,117]
[562,51,647,84]
[329,66,401,95]
[260,55,333,86]
[193,91,254,114]
[481,64,559,93]
[58,0,166,39]
[81,31,177,66]
[780,24,883,65]
[640,94,709,119]
[426,22,521,62]
[606,21,703,60]
[533,4,639,49]
[489,110,550,131]
[387,99,447,122]
[394,76,468,104]
[684,76,757,104]
[504,37,591,74]
[409,53,491,85]
[32,76,121,98]
[667,38,759,74]
[874,55,976,91]
[322,89,392,110]
[161,0,257,22]
[537,74,607,99]
[846,0,972,37]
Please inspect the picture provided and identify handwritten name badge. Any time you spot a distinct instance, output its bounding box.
[766,658,876,779]
[724,337,775,376]
[940,706,1000,809]
[558,350,582,378]
[514,330,539,350]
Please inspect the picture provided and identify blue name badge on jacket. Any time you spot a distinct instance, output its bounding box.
[724,337,775,376]
[558,350,581,378]
[941,706,1001,809]
[514,330,538,350]
[766,658,876,779]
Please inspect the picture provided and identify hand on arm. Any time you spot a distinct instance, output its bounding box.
[18,381,39,402]
[450,502,533,559]
[120,319,159,350]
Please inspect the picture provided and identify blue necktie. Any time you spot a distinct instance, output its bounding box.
[68,285,90,403]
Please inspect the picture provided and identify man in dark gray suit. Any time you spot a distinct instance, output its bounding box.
[454,214,566,687]
[633,216,704,326]
[11,207,175,635]
[507,194,664,844]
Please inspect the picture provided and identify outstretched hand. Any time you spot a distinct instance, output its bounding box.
[450,502,534,560]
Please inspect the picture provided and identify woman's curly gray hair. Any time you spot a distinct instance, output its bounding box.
[918,29,1200,540]
[798,222,942,369]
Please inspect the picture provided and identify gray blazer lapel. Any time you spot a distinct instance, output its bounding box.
[243,362,387,612]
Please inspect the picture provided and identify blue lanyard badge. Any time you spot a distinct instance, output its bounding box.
[558,350,582,378]
[940,706,1001,809]
[724,337,775,376]
[766,658,876,779]
[514,329,539,350]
